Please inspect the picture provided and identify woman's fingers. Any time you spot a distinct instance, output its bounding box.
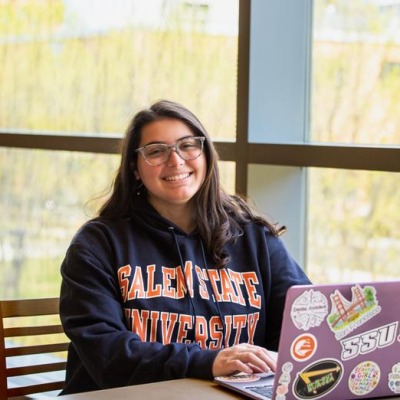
[234,345,276,373]
[212,344,277,377]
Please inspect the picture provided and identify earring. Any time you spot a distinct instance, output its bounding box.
[136,180,144,196]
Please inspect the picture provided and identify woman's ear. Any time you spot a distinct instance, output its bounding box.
[130,161,140,180]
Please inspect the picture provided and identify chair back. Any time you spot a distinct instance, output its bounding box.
[0,298,69,399]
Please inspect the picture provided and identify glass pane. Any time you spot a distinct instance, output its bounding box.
[0,0,238,140]
[0,148,119,299]
[219,161,236,195]
[307,168,400,283]
[312,1,400,145]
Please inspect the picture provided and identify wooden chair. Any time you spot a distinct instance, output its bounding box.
[0,298,69,399]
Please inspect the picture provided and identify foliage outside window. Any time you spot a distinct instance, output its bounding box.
[0,0,238,299]
[308,0,400,283]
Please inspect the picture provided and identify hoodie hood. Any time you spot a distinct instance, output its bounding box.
[132,192,196,235]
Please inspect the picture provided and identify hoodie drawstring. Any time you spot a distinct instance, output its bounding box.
[168,227,227,347]
[199,239,227,347]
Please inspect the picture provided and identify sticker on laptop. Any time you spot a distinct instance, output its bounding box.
[215,373,260,383]
[276,383,289,396]
[293,359,343,399]
[340,321,398,361]
[291,333,318,362]
[348,361,380,396]
[388,362,400,394]
[327,284,381,340]
[275,362,293,400]
[278,362,293,384]
[291,290,329,331]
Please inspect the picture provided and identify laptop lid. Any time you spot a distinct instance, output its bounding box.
[215,280,400,400]
[273,280,400,400]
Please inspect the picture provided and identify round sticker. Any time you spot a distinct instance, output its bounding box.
[348,361,380,396]
[282,362,294,373]
[291,333,317,362]
[389,362,400,394]
[290,290,328,331]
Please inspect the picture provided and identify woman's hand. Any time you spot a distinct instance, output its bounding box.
[212,343,277,377]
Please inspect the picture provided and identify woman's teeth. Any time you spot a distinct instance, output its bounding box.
[165,173,190,181]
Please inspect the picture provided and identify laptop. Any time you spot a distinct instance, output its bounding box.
[215,280,400,399]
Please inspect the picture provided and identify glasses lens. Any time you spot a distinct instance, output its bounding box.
[141,137,204,166]
[142,144,168,165]
[177,137,203,160]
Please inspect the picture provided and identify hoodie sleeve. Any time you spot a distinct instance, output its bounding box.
[263,232,311,351]
[60,227,218,392]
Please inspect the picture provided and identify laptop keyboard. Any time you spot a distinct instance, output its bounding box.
[245,384,274,399]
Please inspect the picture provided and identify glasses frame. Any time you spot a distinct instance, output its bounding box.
[135,136,206,167]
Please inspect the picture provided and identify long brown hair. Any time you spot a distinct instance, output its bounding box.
[99,100,280,268]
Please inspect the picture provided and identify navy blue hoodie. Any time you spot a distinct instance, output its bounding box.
[59,195,310,394]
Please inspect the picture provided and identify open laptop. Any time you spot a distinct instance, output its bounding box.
[215,280,400,399]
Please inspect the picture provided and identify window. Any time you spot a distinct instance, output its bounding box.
[0,148,120,298]
[308,168,400,283]
[312,0,400,145]
[308,0,400,282]
[0,0,239,299]
[0,0,238,139]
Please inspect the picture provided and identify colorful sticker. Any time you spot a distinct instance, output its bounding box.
[340,321,398,360]
[327,285,381,340]
[348,361,380,396]
[282,362,294,373]
[276,384,289,395]
[291,290,328,331]
[293,359,343,399]
[388,362,400,394]
[215,373,260,383]
[279,372,292,385]
[276,362,293,400]
[291,333,318,362]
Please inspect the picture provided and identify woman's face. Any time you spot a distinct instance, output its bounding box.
[135,118,207,214]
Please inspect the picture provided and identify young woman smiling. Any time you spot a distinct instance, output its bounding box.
[59,100,311,395]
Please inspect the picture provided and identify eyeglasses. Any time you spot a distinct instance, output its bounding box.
[135,136,206,167]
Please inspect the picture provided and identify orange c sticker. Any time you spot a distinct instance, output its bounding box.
[291,333,317,362]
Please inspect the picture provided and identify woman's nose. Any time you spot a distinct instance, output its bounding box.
[166,148,184,166]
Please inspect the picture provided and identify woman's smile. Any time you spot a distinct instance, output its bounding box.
[163,172,192,182]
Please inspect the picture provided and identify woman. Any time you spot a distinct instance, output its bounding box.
[59,100,311,394]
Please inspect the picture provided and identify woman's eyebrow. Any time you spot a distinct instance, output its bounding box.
[141,135,194,147]
[141,140,165,146]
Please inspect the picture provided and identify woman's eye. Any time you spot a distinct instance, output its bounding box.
[147,147,165,156]
[180,141,196,150]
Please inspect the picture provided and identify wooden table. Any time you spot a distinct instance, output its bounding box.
[60,378,242,399]
[59,377,400,400]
